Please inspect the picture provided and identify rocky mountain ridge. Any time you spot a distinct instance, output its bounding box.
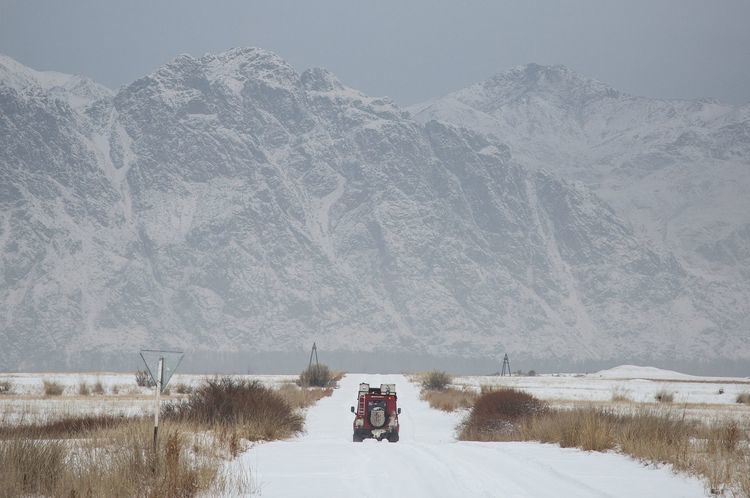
[0,50,746,370]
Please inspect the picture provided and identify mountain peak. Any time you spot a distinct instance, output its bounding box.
[483,63,621,102]
[301,67,344,92]
[0,53,112,107]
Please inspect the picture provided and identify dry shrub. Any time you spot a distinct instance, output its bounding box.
[93,380,105,395]
[78,381,91,396]
[0,420,220,497]
[174,383,194,395]
[518,407,616,451]
[654,389,674,403]
[43,380,64,396]
[0,380,13,394]
[736,392,750,404]
[163,377,303,441]
[298,364,333,387]
[135,369,155,388]
[421,371,452,391]
[460,388,547,440]
[276,383,333,410]
[610,386,632,402]
[421,387,478,412]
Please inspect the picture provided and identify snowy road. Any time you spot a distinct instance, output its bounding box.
[236,374,705,497]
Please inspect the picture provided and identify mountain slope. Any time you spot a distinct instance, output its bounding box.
[409,64,750,279]
[0,51,745,370]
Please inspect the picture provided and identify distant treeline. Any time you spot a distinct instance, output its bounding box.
[5,349,749,377]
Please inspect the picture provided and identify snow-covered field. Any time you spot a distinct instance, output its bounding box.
[456,365,749,404]
[2,366,747,495]
[233,373,707,497]
[454,365,750,423]
[0,373,296,424]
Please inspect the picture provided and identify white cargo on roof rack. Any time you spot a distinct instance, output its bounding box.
[380,384,396,394]
[359,383,370,393]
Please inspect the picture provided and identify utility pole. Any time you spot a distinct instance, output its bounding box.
[501,354,511,377]
[308,342,319,370]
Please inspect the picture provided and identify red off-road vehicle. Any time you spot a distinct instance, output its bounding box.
[350,383,401,442]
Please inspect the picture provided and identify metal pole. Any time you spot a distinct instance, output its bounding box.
[153,357,163,451]
[308,342,318,369]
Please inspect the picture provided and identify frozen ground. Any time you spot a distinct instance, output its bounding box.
[231,374,707,497]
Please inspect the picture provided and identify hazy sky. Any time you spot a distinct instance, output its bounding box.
[1,0,749,105]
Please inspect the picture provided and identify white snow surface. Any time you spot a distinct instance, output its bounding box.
[232,374,705,497]
[592,365,709,380]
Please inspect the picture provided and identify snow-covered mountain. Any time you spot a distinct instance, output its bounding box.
[409,63,750,290]
[1,50,746,370]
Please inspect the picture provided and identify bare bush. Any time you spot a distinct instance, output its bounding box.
[78,382,90,396]
[174,382,194,394]
[0,380,13,395]
[654,389,674,403]
[92,380,105,395]
[421,371,452,391]
[135,369,155,387]
[421,387,478,412]
[736,392,750,404]
[298,364,333,387]
[42,380,64,396]
[163,377,303,441]
[610,386,632,402]
[460,388,547,440]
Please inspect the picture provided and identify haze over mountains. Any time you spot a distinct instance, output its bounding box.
[1,49,747,372]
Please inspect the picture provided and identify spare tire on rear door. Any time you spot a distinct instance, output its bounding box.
[369,405,386,427]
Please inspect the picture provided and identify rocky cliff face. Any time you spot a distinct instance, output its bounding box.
[0,50,745,370]
[410,63,750,282]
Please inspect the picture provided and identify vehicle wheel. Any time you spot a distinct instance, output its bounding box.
[387,433,399,443]
[353,433,363,442]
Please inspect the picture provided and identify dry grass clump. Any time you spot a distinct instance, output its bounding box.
[459,393,750,496]
[0,438,66,496]
[421,371,452,391]
[0,380,13,394]
[0,414,132,440]
[42,380,64,396]
[610,386,632,402]
[163,377,303,441]
[0,421,227,497]
[78,381,91,396]
[736,392,750,404]
[459,388,547,440]
[92,380,105,395]
[421,387,478,412]
[174,382,194,395]
[276,383,333,410]
[654,389,674,403]
[135,369,155,388]
[298,364,334,387]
